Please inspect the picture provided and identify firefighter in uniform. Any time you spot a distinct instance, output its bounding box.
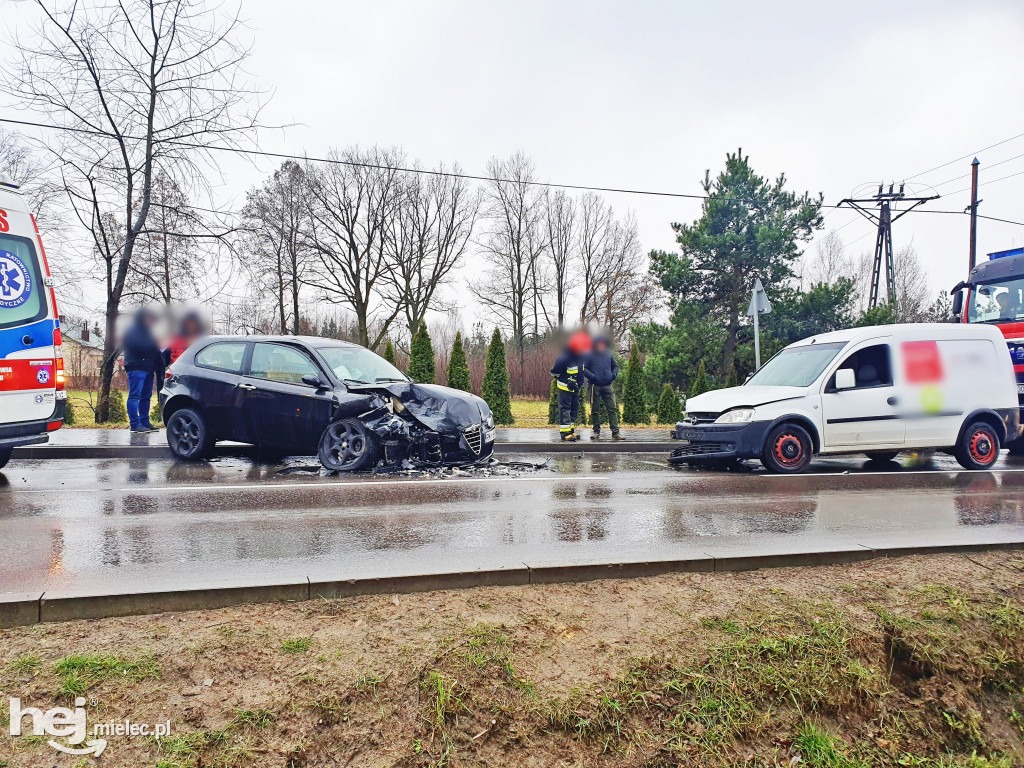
[550,331,593,442]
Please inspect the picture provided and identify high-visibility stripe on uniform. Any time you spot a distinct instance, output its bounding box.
[559,424,573,433]
[556,381,571,391]
[566,366,578,374]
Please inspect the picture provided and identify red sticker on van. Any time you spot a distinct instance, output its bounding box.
[0,209,8,233]
[902,340,943,384]
[0,359,56,391]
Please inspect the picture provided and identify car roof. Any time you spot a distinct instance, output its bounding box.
[789,323,1004,348]
[199,335,362,349]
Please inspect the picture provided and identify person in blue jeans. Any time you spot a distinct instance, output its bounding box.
[122,308,161,432]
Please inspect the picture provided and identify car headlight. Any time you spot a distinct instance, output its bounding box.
[715,408,755,424]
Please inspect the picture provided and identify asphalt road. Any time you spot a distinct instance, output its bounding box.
[1,450,1023,603]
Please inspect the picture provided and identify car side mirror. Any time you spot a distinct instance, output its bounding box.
[301,373,322,388]
[834,368,856,390]
[951,289,964,318]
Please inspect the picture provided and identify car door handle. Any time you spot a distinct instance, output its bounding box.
[238,383,256,391]
[887,396,898,406]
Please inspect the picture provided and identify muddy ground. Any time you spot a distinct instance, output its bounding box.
[2,551,1023,768]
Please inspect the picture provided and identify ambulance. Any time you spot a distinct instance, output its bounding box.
[0,177,65,469]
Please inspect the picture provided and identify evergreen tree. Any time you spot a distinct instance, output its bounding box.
[407,323,435,384]
[108,390,128,424]
[548,378,558,425]
[482,328,514,424]
[689,359,711,398]
[382,338,396,366]
[657,383,683,424]
[149,401,162,426]
[724,367,738,388]
[855,301,899,327]
[446,332,471,391]
[575,388,588,425]
[621,344,648,424]
[63,399,76,426]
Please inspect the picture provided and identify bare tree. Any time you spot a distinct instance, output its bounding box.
[807,230,851,286]
[471,152,545,387]
[583,214,654,339]
[242,160,310,335]
[578,192,615,323]
[126,171,205,306]
[894,243,930,321]
[385,164,479,342]
[3,0,262,420]
[542,188,576,329]
[304,147,404,350]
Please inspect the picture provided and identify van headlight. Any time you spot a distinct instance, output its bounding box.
[715,408,755,424]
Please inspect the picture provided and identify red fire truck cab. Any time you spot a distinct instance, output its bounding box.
[952,247,1024,453]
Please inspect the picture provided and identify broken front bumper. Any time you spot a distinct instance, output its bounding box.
[668,421,772,464]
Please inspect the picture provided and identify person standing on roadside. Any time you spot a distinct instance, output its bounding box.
[550,330,592,442]
[169,311,206,364]
[585,334,623,440]
[122,307,161,433]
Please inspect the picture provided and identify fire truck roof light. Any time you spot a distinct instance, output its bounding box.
[0,175,20,190]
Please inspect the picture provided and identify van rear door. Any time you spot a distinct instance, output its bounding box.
[0,203,60,426]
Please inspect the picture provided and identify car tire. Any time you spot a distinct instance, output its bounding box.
[318,418,379,472]
[165,407,213,460]
[0,446,12,470]
[865,451,900,462]
[761,423,813,474]
[954,421,1000,470]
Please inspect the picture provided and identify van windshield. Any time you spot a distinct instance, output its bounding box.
[745,342,846,387]
[0,233,47,331]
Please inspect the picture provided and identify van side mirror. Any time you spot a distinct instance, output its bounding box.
[301,373,322,388]
[835,369,856,390]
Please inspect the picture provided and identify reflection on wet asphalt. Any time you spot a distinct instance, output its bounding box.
[1,452,1023,600]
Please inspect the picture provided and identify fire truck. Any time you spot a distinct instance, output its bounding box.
[951,247,1024,453]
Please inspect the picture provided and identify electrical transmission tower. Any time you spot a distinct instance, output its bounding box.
[838,184,938,308]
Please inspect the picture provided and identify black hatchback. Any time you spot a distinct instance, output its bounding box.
[158,335,496,471]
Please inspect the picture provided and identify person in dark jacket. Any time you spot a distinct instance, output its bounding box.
[550,330,592,441]
[585,335,623,440]
[122,307,161,432]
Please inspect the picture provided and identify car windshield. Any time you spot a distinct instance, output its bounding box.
[315,345,408,385]
[745,342,847,387]
[967,276,1024,323]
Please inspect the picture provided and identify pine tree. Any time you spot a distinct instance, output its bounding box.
[689,359,711,398]
[408,323,435,384]
[482,328,514,424]
[63,399,76,426]
[657,383,683,424]
[382,339,396,366]
[575,388,588,425]
[446,332,471,392]
[149,401,162,426]
[724,366,738,388]
[548,378,558,425]
[621,344,648,424]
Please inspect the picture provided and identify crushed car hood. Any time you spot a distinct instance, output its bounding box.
[347,381,492,432]
[686,385,807,413]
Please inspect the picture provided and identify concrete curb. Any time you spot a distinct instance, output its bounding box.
[11,441,678,460]
[2,541,1020,628]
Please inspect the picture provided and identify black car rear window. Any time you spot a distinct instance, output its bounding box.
[195,342,247,373]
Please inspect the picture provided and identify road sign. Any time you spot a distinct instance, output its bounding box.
[746,279,771,371]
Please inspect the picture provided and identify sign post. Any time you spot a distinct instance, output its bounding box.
[746,278,772,370]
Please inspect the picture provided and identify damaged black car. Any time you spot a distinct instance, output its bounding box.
[158,336,496,470]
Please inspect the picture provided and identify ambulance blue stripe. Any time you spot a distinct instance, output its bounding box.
[0,318,55,359]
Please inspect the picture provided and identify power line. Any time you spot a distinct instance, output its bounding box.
[904,130,1024,181]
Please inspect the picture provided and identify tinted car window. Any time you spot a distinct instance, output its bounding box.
[250,343,319,384]
[195,342,247,373]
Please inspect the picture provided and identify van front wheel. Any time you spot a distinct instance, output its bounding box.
[954,421,1000,470]
[761,423,813,474]
[0,446,12,470]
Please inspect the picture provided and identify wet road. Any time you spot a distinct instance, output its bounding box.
[1,452,1023,601]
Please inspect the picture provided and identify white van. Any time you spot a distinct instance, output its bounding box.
[670,323,1021,473]
[0,177,65,469]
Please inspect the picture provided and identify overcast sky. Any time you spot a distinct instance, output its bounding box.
[5,0,1024,325]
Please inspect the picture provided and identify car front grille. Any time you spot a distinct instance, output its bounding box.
[671,441,728,458]
[463,424,483,455]
[681,412,720,425]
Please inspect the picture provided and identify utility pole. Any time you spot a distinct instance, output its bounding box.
[967,158,980,271]
[839,184,939,309]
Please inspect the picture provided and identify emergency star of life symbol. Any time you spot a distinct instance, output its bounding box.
[0,250,31,308]
[37,368,50,384]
